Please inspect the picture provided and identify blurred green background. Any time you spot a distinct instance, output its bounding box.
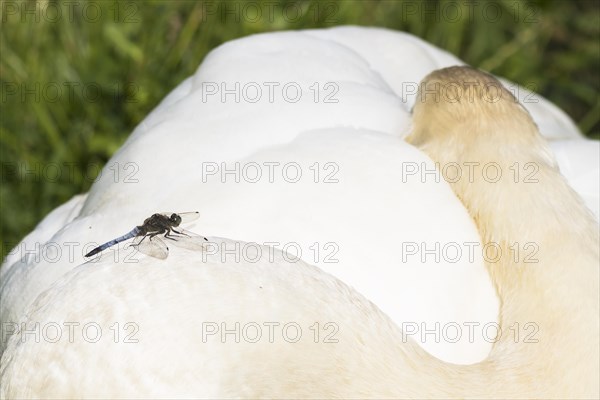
[1,0,599,259]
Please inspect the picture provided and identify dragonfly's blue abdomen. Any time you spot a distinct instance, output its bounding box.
[85,227,140,257]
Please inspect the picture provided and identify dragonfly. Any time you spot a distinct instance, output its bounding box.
[85,212,208,260]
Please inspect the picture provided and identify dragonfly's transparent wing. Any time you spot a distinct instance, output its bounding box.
[159,211,200,224]
[166,229,209,251]
[177,212,201,223]
[131,235,169,259]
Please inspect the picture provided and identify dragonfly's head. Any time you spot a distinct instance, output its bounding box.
[170,213,182,226]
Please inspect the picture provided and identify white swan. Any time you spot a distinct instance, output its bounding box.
[2,66,598,399]
[2,28,597,369]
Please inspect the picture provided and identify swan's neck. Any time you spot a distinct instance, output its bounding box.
[414,124,600,397]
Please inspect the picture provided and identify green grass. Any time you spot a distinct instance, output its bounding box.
[1,0,599,259]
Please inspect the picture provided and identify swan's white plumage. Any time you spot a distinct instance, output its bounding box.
[1,239,416,399]
[0,194,86,279]
[549,139,600,217]
[302,27,582,139]
[1,26,598,394]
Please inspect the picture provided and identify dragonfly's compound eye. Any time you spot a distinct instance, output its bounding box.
[171,213,182,226]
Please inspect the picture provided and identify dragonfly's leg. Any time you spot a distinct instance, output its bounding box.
[164,228,185,240]
[171,228,190,237]
[148,232,162,240]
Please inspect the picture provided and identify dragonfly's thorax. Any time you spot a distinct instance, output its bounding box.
[135,214,179,236]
